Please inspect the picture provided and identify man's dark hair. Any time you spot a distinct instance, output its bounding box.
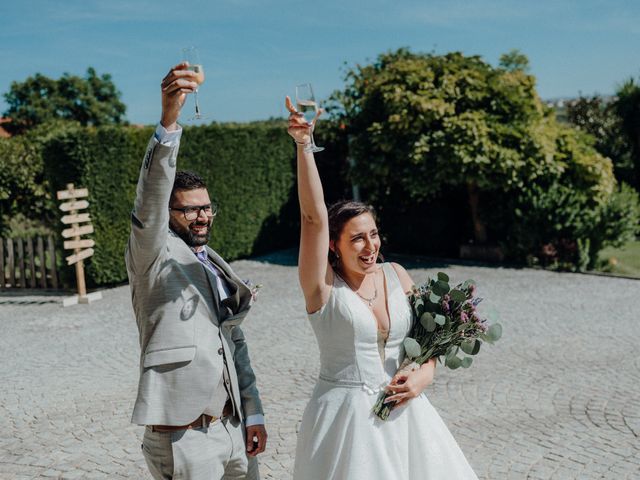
[170,171,208,206]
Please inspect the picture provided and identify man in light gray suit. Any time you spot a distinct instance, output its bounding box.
[126,62,267,479]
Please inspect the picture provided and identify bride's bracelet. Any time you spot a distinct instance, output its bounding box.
[294,140,311,147]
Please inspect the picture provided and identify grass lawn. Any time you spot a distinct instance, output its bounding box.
[595,239,640,279]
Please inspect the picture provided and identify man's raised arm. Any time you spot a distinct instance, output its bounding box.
[126,63,198,274]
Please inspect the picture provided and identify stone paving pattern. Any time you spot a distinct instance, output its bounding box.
[1,252,639,479]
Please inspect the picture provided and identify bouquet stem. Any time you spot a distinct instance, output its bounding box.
[372,359,420,420]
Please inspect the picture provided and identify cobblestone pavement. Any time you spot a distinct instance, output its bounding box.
[1,252,638,479]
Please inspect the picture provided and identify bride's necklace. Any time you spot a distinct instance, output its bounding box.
[342,273,378,307]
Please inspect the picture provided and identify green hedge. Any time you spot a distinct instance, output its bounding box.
[41,123,305,286]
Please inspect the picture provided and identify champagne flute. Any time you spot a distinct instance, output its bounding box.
[182,47,206,121]
[295,83,324,153]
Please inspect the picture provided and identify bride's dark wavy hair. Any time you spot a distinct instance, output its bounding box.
[327,200,384,269]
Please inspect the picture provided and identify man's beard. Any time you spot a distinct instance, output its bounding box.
[169,218,212,247]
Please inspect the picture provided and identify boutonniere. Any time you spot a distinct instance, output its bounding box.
[244,279,263,302]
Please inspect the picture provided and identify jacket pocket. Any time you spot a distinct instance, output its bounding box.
[143,345,197,368]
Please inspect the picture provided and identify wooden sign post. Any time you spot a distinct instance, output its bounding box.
[57,183,102,307]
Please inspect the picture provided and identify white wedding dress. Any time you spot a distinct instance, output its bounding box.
[293,263,478,480]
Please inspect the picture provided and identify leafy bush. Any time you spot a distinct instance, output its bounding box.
[495,182,599,270]
[589,183,640,258]
[490,180,639,271]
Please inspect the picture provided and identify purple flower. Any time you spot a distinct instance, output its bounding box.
[460,311,469,323]
[441,300,450,314]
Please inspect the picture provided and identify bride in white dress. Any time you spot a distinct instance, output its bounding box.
[286,98,478,480]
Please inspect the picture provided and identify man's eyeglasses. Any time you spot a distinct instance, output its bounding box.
[170,204,218,221]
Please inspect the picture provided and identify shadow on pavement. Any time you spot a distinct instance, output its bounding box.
[250,248,299,266]
[0,289,68,305]
[248,247,522,271]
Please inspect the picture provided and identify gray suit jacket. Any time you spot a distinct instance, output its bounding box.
[125,135,263,426]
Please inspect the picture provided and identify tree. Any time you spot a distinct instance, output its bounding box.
[567,95,635,188]
[330,48,633,269]
[499,49,530,73]
[3,68,126,133]
[612,78,640,190]
[330,49,600,242]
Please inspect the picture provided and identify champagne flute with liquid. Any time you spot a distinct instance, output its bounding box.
[295,83,324,153]
[182,47,206,121]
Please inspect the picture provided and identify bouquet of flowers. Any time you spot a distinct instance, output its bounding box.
[372,272,502,420]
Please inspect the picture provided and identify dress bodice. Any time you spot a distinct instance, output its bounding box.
[307,263,413,393]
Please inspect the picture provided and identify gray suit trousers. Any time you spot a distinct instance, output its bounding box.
[142,416,259,480]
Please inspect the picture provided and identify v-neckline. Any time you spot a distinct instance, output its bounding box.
[339,265,392,340]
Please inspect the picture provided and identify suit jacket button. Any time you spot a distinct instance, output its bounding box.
[218,347,224,355]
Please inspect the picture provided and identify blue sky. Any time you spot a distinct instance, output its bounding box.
[1,0,639,125]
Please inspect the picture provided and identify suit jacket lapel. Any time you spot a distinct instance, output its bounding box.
[206,247,251,316]
[184,244,220,323]
[202,265,222,323]
[171,229,221,323]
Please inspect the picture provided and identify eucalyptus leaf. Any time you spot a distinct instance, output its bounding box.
[487,323,503,341]
[445,355,462,369]
[420,312,434,328]
[432,280,449,296]
[460,339,475,355]
[437,272,449,282]
[429,292,441,303]
[445,345,458,360]
[434,314,445,326]
[461,357,473,368]
[421,313,436,332]
[403,337,422,359]
[450,289,466,303]
[461,339,481,355]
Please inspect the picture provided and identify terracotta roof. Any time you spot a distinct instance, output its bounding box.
[0,117,11,138]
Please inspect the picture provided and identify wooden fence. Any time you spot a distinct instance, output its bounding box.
[0,235,59,289]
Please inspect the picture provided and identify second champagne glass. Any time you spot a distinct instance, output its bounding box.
[182,47,206,121]
[295,83,324,153]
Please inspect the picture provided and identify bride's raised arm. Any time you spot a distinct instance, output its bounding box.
[285,96,332,313]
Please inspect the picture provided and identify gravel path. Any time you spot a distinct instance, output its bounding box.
[1,251,638,479]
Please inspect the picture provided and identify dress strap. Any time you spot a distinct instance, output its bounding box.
[381,262,401,293]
